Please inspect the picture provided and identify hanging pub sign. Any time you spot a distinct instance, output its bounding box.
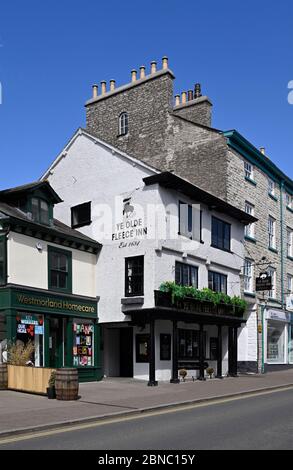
[256,272,272,291]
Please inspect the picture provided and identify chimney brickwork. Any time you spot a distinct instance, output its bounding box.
[85,58,228,199]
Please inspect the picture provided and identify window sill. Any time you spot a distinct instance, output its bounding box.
[244,235,257,244]
[268,247,278,254]
[267,298,281,304]
[286,205,293,214]
[121,296,144,305]
[268,193,278,202]
[245,176,257,186]
[244,291,256,298]
[72,221,92,229]
[48,287,72,295]
[211,244,232,254]
[287,256,293,262]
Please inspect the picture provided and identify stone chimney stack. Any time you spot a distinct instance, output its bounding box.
[92,84,98,99]
[173,82,212,127]
[140,66,146,79]
[131,70,137,82]
[101,81,107,95]
[150,61,157,74]
[162,56,168,70]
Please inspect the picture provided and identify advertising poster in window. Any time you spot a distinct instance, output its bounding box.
[73,321,94,367]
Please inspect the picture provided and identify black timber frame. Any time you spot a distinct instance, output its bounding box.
[128,306,245,386]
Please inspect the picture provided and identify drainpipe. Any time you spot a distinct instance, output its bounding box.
[280,180,285,308]
[261,303,265,374]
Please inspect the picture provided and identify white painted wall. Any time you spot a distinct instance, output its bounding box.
[133,321,229,381]
[7,231,96,298]
[43,130,250,378]
[238,306,258,362]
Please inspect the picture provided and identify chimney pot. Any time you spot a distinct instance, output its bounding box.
[92,84,98,99]
[175,94,180,106]
[188,90,193,101]
[151,61,157,74]
[131,69,137,82]
[181,91,187,104]
[162,56,168,70]
[260,147,265,155]
[101,81,107,95]
[139,66,146,79]
[194,83,202,98]
[109,80,116,91]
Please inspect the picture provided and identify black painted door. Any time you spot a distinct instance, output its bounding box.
[120,328,133,377]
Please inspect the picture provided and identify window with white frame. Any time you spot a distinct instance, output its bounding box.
[118,112,129,136]
[287,228,293,258]
[268,178,275,196]
[244,161,253,180]
[286,193,292,209]
[243,259,254,293]
[267,266,276,298]
[244,202,255,238]
[287,274,293,294]
[268,216,276,249]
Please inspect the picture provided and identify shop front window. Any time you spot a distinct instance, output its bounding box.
[267,321,285,363]
[16,314,44,366]
[136,334,149,363]
[178,329,206,360]
[0,313,7,363]
[73,320,95,367]
[289,324,293,364]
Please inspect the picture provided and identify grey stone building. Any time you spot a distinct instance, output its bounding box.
[85,57,293,373]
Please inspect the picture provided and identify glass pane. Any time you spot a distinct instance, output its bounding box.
[73,320,94,367]
[50,271,58,288]
[267,322,285,363]
[182,265,189,286]
[59,254,68,272]
[58,272,67,289]
[40,200,49,224]
[51,252,59,270]
[190,267,198,288]
[31,198,39,221]
[224,224,230,250]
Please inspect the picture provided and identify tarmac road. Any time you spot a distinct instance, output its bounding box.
[1,387,293,450]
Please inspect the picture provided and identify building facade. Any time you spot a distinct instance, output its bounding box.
[0,181,102,382]
[83,57,293,373]
[42,129,255,383]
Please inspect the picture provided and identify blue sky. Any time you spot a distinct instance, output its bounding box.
[0,0,292,188]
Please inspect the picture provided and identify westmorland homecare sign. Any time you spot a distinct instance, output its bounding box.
[9,289,97,317]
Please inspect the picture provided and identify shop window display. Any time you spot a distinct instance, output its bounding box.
[16,314,44,366]
[0,313,6,363]
[73,320,94,367]
[267,321,285,363]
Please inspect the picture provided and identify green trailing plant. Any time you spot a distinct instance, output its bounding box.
[159,282,247,314]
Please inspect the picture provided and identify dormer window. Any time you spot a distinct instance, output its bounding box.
[119,112,128,136]
[31,197,50,225]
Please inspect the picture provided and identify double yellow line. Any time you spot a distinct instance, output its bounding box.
[0,385,292,446]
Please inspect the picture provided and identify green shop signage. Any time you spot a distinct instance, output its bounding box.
[15,293,96,314]
[0,286,97,317]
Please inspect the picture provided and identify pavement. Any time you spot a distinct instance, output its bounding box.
[1,369,293,437]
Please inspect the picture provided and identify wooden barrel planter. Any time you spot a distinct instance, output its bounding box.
[0,363,8,390]
[55,368,79,401]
